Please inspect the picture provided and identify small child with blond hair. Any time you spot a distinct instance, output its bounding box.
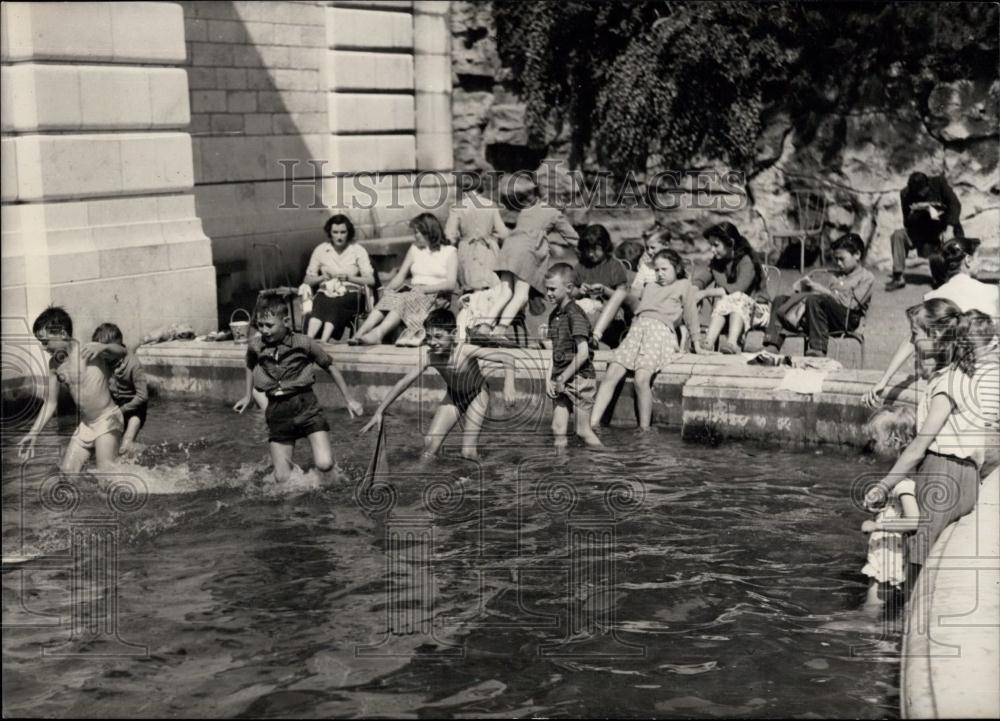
[860,405,921,610]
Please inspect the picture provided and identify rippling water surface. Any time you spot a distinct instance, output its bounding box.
[3,399,900,718]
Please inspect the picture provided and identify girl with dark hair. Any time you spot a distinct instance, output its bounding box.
[302,214,375,342]
[692,222,770,353]
[351,213,457,346]
[590,249,701,431]
[864,235,997,407]
[575,224,630,347]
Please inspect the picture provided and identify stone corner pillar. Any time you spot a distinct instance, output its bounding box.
[1,1,217,365]
[414,0,452,174]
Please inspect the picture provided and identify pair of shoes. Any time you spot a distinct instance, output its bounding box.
[748,351,793,367]
[718,338,740,354]
[885,277,906,292]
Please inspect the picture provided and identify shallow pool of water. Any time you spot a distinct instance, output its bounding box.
[3,398,899,718]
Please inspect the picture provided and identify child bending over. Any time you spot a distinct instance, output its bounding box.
[18,306,127,472]
[861,405,921,609]
[360,309,517,462]
[92,323,148,455]
[543,264,602,451]
[234,295,363,482]
[590,249,700,431]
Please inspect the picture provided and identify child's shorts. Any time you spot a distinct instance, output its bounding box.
[264,389,330,444]
[69,406,125,452]
[556,376,596,412]
[123,404,148,430]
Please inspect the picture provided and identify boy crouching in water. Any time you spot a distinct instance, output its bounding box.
[92,323,148,455]
[544,264,603,451]
[361,309,517,463]
[18,306,127,472]
[234,296,363,481]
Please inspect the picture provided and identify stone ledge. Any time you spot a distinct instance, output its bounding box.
[128,342,919,447]
[902,469,1000,719]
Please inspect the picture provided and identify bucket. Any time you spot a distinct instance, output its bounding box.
[229,308,251,343]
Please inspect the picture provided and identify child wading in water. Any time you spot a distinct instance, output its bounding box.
[865,301,999,571]
[234,296,363,481]
[590,249,700,431]
[543,264,603,451]
[360,309,517,462]
[92,323,148,455]
[18,306,127,471]
[860,405,921,610]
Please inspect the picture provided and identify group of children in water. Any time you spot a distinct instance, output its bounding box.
[15,183,999,613]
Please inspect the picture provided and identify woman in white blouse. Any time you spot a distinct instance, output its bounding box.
[350,213,457,346]
[302,214,376,342]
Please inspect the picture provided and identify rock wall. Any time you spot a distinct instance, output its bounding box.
[450,2,1000,270]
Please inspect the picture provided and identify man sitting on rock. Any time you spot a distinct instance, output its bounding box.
[886,171,963,291]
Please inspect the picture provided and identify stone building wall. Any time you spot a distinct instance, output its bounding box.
[178,0,454,320]
[1,1,216,358]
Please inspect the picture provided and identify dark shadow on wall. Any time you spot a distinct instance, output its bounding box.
[181,1,333,331]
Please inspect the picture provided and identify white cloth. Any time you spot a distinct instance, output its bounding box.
[923,273,1000,316]
[777,367,827,395]
[410,245,457,287]
[862,479,916,586]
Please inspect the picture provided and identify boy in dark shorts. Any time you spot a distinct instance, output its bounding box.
[543,264,603,451]
[92,323,148,454]
[234,296,363,481]
[360,309,517,463]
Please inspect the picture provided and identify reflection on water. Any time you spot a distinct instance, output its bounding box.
[3,400,899,718]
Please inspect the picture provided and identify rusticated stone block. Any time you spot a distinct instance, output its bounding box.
[326,51,413,90]
[3,65,189,131]
[327,7,414,49]
[11,132,195,201]
[414,54,450,93]
[329,94,415,133]
[328,134,416,173]
[414,12,448,55]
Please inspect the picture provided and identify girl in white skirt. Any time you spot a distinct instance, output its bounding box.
[590,249,701,431]
[860,405,920,609]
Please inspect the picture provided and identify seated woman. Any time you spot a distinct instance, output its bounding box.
[575,224,630,348]
[692,222,770,353]
[476,178,579,340]
[350,213,457,346]
[301,214,375,342]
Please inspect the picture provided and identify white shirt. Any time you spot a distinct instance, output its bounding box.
[410,245,456,287]
[924,273,999,316]
[919,363,1000,467]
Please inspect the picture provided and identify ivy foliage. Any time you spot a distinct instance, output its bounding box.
[493,1,998,174]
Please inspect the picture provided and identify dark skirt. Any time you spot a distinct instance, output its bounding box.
[311,292,364,340]
[905,451,980,566]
